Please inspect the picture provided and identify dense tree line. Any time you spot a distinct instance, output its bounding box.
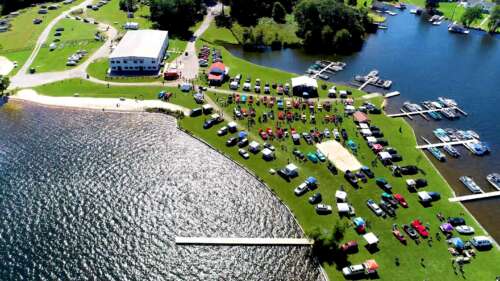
[488,5,500,33]
[149,0,206,38]
[230,0,297,25]
[294,0,373,53]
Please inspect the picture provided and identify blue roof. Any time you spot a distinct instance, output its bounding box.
[353,217,365,226]
[306,176,317,184]
[450,237,464,249]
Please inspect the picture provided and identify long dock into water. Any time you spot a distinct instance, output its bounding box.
[358,78,375,90]
[175,237,313,246]
[449,191,500,202]
[387,107,467,118]
[416,139,475,149]
[311,62,335,79]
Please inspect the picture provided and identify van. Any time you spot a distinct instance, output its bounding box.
[470,236,492,249]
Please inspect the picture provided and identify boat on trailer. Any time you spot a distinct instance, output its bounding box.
[459,176,483,194]
[486,173,500,191]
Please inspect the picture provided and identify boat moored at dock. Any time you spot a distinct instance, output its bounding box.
[433,128,451,142]
[486,173,500,191]
[448,22,470,34]
[459,176,484,194]
[354,69,393,89]
[464,140,490,156]
[443,145,461,158]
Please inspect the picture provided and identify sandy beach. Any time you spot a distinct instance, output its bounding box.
[316,140,362,172]
[10,89,191,115]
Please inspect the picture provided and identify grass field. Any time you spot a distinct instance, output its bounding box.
[30,18,104,72]
[86,0,153,30]
[178,27,500,280]
[33,78,199,109]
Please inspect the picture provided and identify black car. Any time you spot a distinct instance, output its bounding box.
[308,193,322,204]
[361,166,374,178]
[302,132,313,145]
[415,178,428,188]
[237,138,249,148]
[203,119,215,129]
[344,170,358,186]
[401,165,419,175]
[379,201,396,217]
[372,130,384,138]
[355,172,367,183]
[377,138,389,146]
[382,195,399,208]
[226,137,238,147]
[376,178,392,191]
[403,224,419,239]
[391,154,403,162]
[448,217,466,226]
[341,128,348,140]
[327,162,338,175]
[293,149,305,160]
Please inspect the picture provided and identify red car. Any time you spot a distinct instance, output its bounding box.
[258,129,268,140]
[339,240,358,253]
[411,219,429,238]
[394,194,408,208]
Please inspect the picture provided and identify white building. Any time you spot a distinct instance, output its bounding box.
[109,29,169,74]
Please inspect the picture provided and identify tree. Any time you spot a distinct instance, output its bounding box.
[487,5,500,33]
[272,2,287,23]
[425,0,439,13]
[461,6,483,27]
[0,75,10,95]
[119,0,138,12]
[230,0,297,25]
[348,0,357,7]
[149,0,206,38]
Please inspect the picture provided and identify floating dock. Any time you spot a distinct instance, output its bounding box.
[387,107,461,118]
[416,139,476,149]
[449,191,500,202]
[311,62,336,79]
[175,237,314,246]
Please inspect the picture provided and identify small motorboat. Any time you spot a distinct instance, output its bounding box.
[486,173,500,191]
[459,176,483,194]
[443,145,460,158]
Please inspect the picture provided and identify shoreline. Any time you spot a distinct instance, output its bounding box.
[9,89,190,115]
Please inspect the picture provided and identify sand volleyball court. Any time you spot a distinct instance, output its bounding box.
[316,140,362,172]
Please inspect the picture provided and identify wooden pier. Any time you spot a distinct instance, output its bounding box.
[175,237,314,246]
[416,139,475,149]
[387,106,468,119]
[311,62,335,79]
[358,77,375,90]
[449,191,500,202]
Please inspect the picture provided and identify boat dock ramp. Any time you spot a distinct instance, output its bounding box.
[306,60,346,80]
[387,106,468,120]
[175,237,313,246]
[449,191,500,202]
[416,138,476,149]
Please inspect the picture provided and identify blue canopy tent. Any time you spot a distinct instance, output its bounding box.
[305,176,317,186]
[353,217,365,227]
[347,139,358,151]
[449,237,464,250]
[238,131,248,139]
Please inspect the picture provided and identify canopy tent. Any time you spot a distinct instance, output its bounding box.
[335,190,347,202]
[360,129,372,137]
[337,202,350,213]
[418,191,432,202]
[249,141,260,152]
[208,62,227,85]
[378,151,392,160]
[345,105,356,114]
[366,136,378,144]
[449,237,464,250]
[291,76,318,98]
[353,217,365,227]
[262,148,274,160]
[372,143,383,152]
[406,179,416,187]
[353,111,369,123]
[238,131,248,139]
[363,232,379,245]
[359,123,369,129]
[364,259,379,273]
[306,176,317,185]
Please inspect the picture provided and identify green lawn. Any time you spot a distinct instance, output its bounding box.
[0,0,85,71]
[32,78,199,109]
[165,38,188,63]
[200,22,240,45]
[30,18,104,72]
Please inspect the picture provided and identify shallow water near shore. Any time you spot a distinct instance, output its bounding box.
[224,9,500,241]
[0,102,323,280]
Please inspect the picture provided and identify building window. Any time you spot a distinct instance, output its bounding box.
[152,60,155,64]
[123,60,127,64]
[139,60,143,63]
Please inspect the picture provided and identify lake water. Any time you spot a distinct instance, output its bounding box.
[225,9,500,241]
[0,102,323,280]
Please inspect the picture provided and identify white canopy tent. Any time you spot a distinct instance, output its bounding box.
[363,232,379,245]
[291,76,318,98]
[335,190,347,202]
[378,151,392,160]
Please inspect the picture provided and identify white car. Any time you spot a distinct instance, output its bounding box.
[324,128,331,138]
[229,81,239,90]
[294,182,308,196]
[333,129,340,140]
[342,264,365,276]
[217,126,228,136]
[238,149,250,159]
[243,82,251,91]
[456,225,474,235]
[315,204,332,214]
[367,199,384,216]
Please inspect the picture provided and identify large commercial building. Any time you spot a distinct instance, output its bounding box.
[109,29,169,74]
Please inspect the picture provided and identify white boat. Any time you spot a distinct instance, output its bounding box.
[438,97,458,107]
[385,11,397,16]
[456,225,475,235]
[486,173,500,191]
[410,9,417,14]
[448,22,470,34]
[432,21,442,26]
[459,176,483,194]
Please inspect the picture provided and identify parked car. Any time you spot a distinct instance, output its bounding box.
[294,182,308,196]
[226,137,238,147]
[307,152,319,163]
[302,132,313,144]
[308,193,322,204]
[376,178,392,191]
[344,170,358,186]
[293,149,305,160]
[238,148,249,159]
[403,224,419,239]
[367,199,384,216]
[394,194,408,208]
[237,138,249,148]
[361,166,374,178]
[456,225,475,235]
[333,129,340,140]
[323,128,331,138]
[411,219,429,238]
[217,126,228,136]
[342,264,366,277]
[448,217,466,226]
[327,162,337,175]
[379,201,395,217]
[355,172,367,183]
[315,204,332,214]
[470,236,492,249]
[315,150,326,162]
[339,240,358,253]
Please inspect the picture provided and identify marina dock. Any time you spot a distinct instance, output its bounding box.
[387,107,466,118]
[358,77,376,90]
[416,139,476,149]
[311,62,336,79]
[175,237,314,246]
[449,191,500,202]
